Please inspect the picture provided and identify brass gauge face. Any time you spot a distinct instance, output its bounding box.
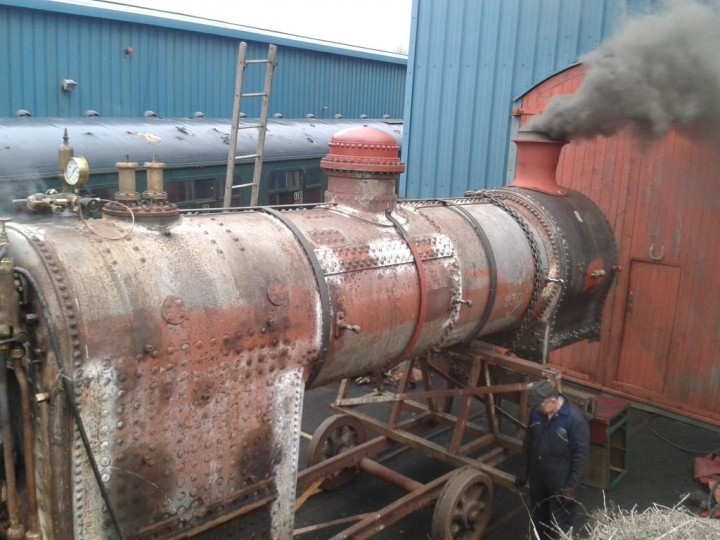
[64,156,90,188]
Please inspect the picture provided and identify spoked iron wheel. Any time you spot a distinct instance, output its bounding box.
[306,414,367,490]
[431,466,494,540]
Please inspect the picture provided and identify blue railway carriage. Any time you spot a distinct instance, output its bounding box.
[0,117,403,211]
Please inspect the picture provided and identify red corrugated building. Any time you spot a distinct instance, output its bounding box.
[518,64,720,426]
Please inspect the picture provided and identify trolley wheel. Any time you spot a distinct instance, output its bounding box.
[306,414,367,490]
[431,466,494,540]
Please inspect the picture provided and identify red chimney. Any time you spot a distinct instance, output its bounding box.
[510,130,568,196]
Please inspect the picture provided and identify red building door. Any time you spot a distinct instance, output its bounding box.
[616,261,681,396]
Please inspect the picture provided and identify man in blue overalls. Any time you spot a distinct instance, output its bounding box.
[515,380,590,539]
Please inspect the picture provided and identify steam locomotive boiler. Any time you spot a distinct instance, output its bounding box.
[0,127,616,539]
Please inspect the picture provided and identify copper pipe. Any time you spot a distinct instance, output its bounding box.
[0,346,24,538]
[12,347,40,537]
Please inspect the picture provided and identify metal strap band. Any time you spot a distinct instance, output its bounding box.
[479,191,544,352]
[439,200,498,339]
[385,210,428,363]
[261,208,331,387]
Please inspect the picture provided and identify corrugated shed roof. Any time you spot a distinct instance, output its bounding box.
[8,0,407,64]
[0,1,407,118]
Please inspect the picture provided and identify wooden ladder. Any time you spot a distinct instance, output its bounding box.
[223,41,278,208]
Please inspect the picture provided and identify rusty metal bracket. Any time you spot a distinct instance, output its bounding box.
[334,311,361,338]
[386,210,428,363]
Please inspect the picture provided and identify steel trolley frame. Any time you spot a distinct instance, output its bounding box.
[294,341,593,539]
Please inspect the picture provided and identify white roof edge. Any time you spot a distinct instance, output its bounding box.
[6,0,407,63]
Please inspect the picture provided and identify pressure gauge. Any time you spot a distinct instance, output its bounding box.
[64,156,90,188]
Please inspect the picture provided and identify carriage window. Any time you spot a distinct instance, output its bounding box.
[193,178,216,200]
[269,170,303,192]
[163,178,215,203]
[303,188,323,204]
[165,181,190,202]
[286,171,302,190]
[268,173,278,191]
[304,167,326,188]
[87,179,215,206]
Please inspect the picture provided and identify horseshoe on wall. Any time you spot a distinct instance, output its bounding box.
[648,243,665,261]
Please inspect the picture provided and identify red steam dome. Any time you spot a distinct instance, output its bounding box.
[321,127,404,174]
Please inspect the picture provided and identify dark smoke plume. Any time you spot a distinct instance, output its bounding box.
[528,0,720,141]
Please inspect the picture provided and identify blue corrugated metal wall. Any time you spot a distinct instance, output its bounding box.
[0,1,406,119]
[402,0,658,198]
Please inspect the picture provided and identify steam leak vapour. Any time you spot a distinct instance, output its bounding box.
[528,0,720,142]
